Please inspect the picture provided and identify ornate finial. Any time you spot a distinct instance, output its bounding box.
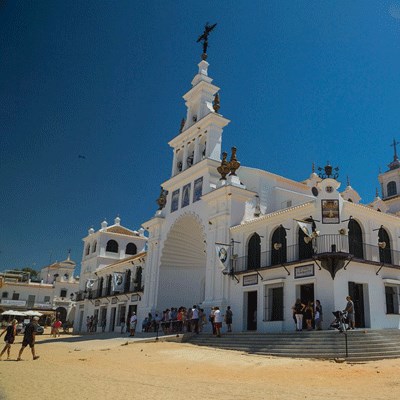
[229,147,240,176]
[389,138,400,170]
[213,92,220,112]
[376,187,379,198]
[312,162,315,173]
[196,22,217,60]
[179,118,186,133]
[156,187,168,210]
[67,249,71,261]
[217,152,230,180]
[347,176,350,187]
[317,162,339,179]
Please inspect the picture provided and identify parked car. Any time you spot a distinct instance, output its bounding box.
[16,323,44,335]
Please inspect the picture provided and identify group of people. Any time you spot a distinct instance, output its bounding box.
[86,315,99,333]
[292,296,355,332]
[0,316,40,361]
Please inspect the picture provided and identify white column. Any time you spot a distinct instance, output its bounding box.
[182,142,188,171]
[171,149,177,176]
[193,136,200,165]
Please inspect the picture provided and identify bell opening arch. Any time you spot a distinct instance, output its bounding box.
[157,213,207,310]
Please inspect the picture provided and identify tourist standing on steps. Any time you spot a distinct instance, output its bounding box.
[0,319,18,360]
[225,306,233,332]
[315,300,323,330]
[214,307,222,337]
[344,296,355,329]
[17,316,40,361]
[191,305,199,334]
[292,299,305,331]
[129,312,137,336]
[304,301,314,331]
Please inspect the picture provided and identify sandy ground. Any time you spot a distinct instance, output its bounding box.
[0,331,400,400]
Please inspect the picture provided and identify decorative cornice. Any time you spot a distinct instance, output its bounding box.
[230,201,315,231]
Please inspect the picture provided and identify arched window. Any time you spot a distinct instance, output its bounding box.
[92,241,97,253]
[379,227,392,264]
[271,226,287,266]
[106,240,118,253]
[124,269,131,293]
[348,219,363,259]
[387,181,397,197]
[97,277,104,297]
[126,242,137,255]
[106,275,112,296]
[133,267,143,292]
[298,220,313,261]
[85,244,90,256]
[247,233,261,270]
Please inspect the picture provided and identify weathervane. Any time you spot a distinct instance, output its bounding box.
[197,22,217,60]
[318,162,339,180]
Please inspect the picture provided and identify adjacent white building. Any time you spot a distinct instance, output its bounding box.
[0,254,79,324]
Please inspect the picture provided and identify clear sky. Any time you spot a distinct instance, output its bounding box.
[1,0,400,274]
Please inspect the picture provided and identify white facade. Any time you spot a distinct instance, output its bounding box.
[73,217,147,333]
[139,54,400,333]
[0,255,79,323]
[74,54,400,334]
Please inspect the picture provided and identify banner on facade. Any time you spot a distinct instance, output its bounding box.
[86,279,96,290]
[215,244,229,273]
[295,220,313,237]
[112,272,125,292]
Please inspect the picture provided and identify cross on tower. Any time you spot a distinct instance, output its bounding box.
[391,138,400,160]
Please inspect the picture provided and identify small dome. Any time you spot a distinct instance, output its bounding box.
[114,216,121,225]
[101,220,108,229]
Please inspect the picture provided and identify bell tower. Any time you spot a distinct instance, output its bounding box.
[378,139,400,214]
[169,23,230,177]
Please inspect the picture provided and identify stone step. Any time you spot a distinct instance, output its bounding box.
[185,329,400,361]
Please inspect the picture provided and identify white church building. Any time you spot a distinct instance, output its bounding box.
[75,45,400,334]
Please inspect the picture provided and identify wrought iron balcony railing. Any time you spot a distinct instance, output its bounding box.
[233,234,400,274]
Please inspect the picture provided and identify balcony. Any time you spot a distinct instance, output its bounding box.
[75,281,144,302]
[233,234,400,278]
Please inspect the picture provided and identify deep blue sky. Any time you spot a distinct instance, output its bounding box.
[1,1,400,274]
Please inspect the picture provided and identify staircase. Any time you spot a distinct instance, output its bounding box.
[184,329,400,361]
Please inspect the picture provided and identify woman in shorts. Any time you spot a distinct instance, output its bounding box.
[0,319,18,360]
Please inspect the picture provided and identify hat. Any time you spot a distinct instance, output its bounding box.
[33,316,40,321]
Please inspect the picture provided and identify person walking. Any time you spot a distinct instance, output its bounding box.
[17,317,40,361]
[315,300,323,330]
[292,298,305,331]
[225,306,233,332]
[0,319,18,360]
[344,296,355,329]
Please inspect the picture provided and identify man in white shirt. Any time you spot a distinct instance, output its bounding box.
[213,307,222,337]
[191,305,199,334]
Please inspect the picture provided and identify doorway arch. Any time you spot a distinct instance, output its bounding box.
[158,214,206,310]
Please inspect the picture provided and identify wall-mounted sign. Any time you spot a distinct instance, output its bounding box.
[243,274,258,286]
[321,199,339,224]
[111,297,118,304]
[294,264,314,279]
[94,300,100,307]
[131,294,140,302]
[1,299,26,306]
